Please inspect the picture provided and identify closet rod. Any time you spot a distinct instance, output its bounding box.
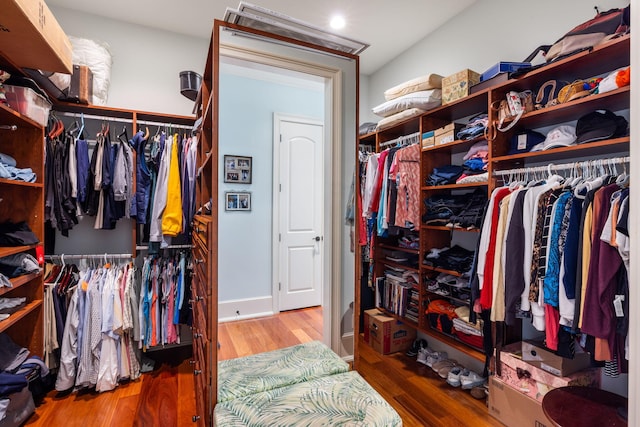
[135,244,194,251]
[135,119,193,130]
[55,111,133,124]
[379,131,421,148]
[0,125,17,131]
[492,156,630,177]
[44,253,133,261]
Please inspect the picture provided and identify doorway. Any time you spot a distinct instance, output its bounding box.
[218,44,347,354]
[273,114,325,312]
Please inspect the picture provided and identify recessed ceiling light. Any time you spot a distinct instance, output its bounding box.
[330,15,346,30]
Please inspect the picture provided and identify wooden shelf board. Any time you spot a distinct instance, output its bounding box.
[491,137,629,165]
[422,135,485,154]
[378,243,419,254]
[421,265,464,277]
[0,245,37,259]
[422,182,488,191]
[421,225,480,233]
[380,260,420,273]
[0,271,42,297]
[0,178,43,188]
[0,300,42,333]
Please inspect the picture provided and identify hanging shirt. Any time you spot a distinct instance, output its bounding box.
[393,144,420,229]
[162,133,183,237]
[149,133,170,242]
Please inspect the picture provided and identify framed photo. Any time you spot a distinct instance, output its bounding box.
[225,191,251,211]
[224,155,252,184]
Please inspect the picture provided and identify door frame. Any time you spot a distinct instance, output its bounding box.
[272,113,325,313]
[220,43,344,354]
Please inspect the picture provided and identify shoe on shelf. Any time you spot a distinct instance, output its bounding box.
[460,370,486,390]
[406,338,428,357]
[446,366,468,387]
[425,351,448,368]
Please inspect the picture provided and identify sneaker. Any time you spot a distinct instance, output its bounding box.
[470,384,488,399]
[406,338,428,357]
[425,351,448,368]
[416,347,430,365]
[446,367,468,387]
[434,360,460,378]
[460,370,486,390]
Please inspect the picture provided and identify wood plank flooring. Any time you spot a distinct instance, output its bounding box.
[23,307,505,426]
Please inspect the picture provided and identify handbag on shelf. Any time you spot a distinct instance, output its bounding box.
[491,90,534,134]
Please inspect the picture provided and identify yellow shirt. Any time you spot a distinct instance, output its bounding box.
[162,134,183,236]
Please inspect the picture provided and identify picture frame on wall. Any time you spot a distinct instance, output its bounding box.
[225,191,251,211]
[224,155,252,184]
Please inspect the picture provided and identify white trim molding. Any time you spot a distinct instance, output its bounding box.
[218,296,274,323]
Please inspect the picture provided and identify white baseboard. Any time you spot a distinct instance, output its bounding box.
[219,296,274,323]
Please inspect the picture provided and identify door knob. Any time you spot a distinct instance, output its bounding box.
[313,236,321,241]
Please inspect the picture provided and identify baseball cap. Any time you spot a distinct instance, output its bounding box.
[508,130,545,154]
[575,110,628,144]
[530,125,576,151]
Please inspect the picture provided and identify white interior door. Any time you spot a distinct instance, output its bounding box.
[274,115,324,311]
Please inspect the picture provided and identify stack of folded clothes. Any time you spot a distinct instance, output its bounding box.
[422,188,487,229]
[456,114,488,141]
[422,245,474,274]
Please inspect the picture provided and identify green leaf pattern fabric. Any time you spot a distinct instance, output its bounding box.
[218,341,350,402]
[214,371,402,426]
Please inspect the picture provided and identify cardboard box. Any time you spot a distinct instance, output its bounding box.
[364,308,416,354]
[441,69,480,104]
[499,341,600,402]
[480,61,531,82]
[522,340,592,377]
[0,0,72,73]
[489,376,552,427]
[421,130,435,148]
[434,123,464,145]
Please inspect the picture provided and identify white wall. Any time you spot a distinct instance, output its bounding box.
[364,0,629,118]
[49,6,207,116]
[217,70,324,316]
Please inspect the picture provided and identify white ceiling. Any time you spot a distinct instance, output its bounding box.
[45,0,476,75]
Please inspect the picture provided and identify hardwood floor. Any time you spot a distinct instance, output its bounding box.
[356,335,505,427]
[23,307,504,426]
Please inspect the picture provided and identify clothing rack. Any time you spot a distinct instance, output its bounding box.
[379,131,421,148]
[44,253,133,261]
[492,156,630,177]
[136,244,194,251]
[135,120,193,131]
[55,111,193,130]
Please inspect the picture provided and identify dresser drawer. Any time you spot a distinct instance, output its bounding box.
[192,215,211,248]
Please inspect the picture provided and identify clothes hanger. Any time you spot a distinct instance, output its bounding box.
[78,113,85,139]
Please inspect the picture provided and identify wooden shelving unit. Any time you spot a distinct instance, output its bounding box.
[356,34,631,365]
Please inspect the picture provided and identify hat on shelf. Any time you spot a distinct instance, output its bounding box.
[507,129,546,154]
[575,109,628,144]
[531,125,577,151]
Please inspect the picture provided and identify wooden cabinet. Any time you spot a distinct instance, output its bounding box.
[356,34,631,363]
[0,97,45,355]
[189,31,216,426]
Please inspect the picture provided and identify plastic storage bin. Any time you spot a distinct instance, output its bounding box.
[179,71,202,101]
[4,85,52,126]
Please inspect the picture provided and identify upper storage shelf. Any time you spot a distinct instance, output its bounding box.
[0,0,72,74]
